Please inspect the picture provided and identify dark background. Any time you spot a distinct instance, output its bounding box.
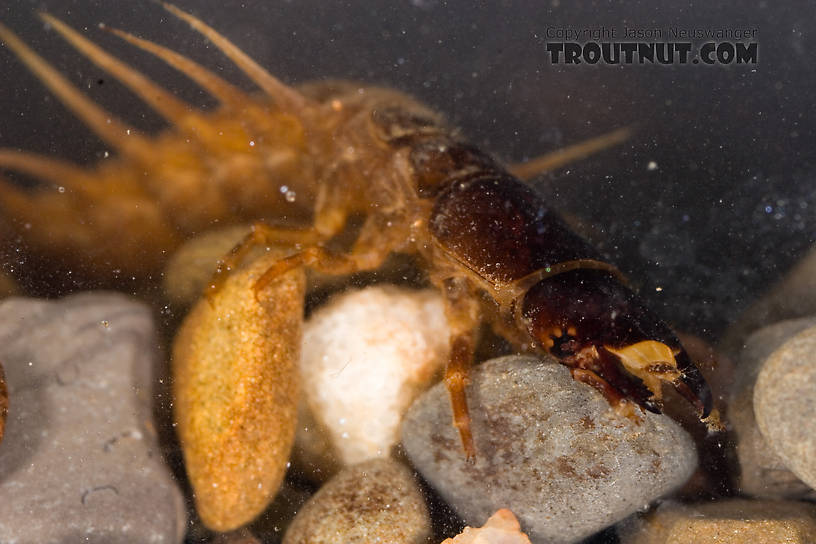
[1,0,814,341]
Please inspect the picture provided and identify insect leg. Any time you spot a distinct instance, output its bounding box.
[252,247,362,292]
[440,276,482,461]
[571,367,641,422]
[208,169,365,296]
[207,223,323,297]
[250,211,413,293]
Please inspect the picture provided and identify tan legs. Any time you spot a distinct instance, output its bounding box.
[440,277,482,461]
[210,210,410,298]
[207,222,323,296]
[253,245,381,292]
[571,367,624,405]
[571,367,641,423]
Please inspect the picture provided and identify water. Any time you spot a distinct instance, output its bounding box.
[1,1,814,543]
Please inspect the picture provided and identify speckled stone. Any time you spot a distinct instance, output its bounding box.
[617,499,816,543]
[731,318,816,498]
[172,250,304,531]
[282,459,431,544]
[0,293,186,543]
[401,355,698,544]
[754,325,816,492]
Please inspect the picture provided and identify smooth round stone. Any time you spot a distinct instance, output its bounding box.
[0,293,186,543]
[401,355,698,544]
[731,318,816,498]
[296,286,449,477]
[282,459,431,544]
[617,499,816,543]
[754,325,816,491]
[172,251,304,531]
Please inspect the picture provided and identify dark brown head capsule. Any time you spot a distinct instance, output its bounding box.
[521,268,715,425]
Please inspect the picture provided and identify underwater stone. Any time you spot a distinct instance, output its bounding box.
[282,458,431,544]
[754,324,816,493]
[732,318,816,499]
[295,285,449,478]
[617,498,816,543]
[401,355,697,544]
[440,509,532,544]
[172,250,304,531]
[0,293,186,543]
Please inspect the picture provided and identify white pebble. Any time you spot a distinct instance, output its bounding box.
[297,285,450,472]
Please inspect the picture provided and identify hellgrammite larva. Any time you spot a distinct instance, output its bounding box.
[0,4,721,459]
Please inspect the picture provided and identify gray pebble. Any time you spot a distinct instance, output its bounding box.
[0,293,186,543]
[283,458,431,544]
[754,325,816,492]
[731,318,816,498]
[401,355,697,544]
